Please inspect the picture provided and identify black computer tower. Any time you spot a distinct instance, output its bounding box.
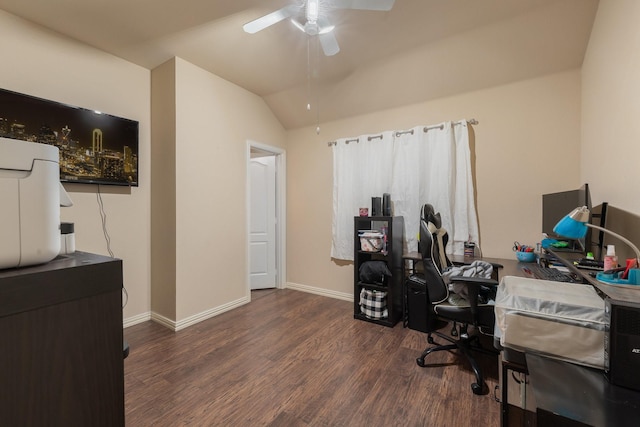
[406,277,435,333]
[605,298,640,391]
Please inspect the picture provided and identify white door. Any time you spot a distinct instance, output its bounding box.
[249,156,277,289]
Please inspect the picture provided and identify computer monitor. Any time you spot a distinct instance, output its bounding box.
[542,183,592,253]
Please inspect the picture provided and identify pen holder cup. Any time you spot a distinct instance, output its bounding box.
[516,251,537,263]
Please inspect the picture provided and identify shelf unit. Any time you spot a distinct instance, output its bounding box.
[353,216,404,327]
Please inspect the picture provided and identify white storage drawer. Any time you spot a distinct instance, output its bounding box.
[495,276,606,369]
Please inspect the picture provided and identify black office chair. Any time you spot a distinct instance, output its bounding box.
[409,204,499,395]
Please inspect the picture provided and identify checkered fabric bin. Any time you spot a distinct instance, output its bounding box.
[359,288,388,319]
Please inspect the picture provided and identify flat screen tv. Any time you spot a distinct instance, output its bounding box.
[0,88,138,186]
[542,183,591,253]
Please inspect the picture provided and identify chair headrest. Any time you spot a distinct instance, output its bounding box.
[421,204,441,229]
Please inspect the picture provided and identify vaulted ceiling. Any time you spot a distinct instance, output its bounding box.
[0,0,599,129]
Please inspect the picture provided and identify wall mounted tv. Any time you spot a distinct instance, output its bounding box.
[0,88,138,187]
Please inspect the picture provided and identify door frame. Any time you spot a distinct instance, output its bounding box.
[246,140,286,298]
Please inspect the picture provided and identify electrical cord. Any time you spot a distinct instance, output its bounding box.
[96,185,113,257]
[475,242,483,258]
[97,185,128,309]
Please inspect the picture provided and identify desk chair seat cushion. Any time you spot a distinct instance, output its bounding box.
[434,302,496,327]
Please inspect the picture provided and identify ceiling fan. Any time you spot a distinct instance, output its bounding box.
[243,0,396,56]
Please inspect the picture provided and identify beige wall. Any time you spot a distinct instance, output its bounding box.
[4,0,639,325]
[150,59,177,320]
[582,0,640,213]
[0,8,289,328]
[0,10,152,323]
[287,71,582,297]
[151,58,286,327]
[286,0,640,299]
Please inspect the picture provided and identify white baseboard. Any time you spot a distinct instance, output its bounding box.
[144,296,251,332]
[123,286,350,332]
[285,281,353,302]
[123,312,151,328]
[148,312,175,330]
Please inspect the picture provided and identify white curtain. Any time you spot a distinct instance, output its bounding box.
[331,131,394,259]
[331,120,479,261]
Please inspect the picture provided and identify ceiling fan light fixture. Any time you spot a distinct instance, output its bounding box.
[305,21,319,36]
[292,18,332,36]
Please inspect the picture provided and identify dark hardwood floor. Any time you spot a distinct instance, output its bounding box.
[124,289,501,426]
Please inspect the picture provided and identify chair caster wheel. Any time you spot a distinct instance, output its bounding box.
[427,337,434,344]
[416,357,426,367]
[471,382,483,395]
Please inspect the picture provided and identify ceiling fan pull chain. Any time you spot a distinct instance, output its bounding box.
[307,36,312,111]
[314,35,321,135]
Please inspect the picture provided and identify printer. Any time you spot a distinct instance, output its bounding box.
[0,137,72,269]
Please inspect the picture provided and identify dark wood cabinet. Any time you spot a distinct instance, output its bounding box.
[0,251,124,426]
[353,216,404,327]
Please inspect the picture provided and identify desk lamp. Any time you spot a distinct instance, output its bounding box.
[554,206,640,285]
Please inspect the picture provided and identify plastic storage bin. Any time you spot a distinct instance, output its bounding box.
[495,276,606,369]
[358,230,384,252]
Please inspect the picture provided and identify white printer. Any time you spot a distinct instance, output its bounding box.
[0,137,72,269]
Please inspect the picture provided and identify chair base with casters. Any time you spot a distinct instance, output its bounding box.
[416,321,499,395]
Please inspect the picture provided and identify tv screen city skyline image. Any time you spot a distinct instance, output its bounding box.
[0,88,138,186]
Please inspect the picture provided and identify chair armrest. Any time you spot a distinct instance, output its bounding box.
[449,276,498,288]
[448,276,498,323]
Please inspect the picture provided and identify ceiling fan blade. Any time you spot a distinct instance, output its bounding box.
[317,16,335,35]
[243,4,301,34]
[319,31,340,56]
[330,0,395,11]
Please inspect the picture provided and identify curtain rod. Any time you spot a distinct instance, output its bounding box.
[327,118,478,146]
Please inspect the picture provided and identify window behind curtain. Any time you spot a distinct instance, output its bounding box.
[331,120,479,261]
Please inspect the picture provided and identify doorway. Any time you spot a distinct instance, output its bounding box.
[247,141,286,295]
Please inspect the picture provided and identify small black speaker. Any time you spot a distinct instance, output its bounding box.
[371,197,382,217]
[382,193,391,216]
[605,298,640,391]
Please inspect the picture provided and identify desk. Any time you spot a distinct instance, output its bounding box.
[0,251,124,426]
[546,247,640,303]
[527,353,640,426]
[499,249,640,427]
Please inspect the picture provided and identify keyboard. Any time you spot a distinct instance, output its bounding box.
[523,265,579,283]
[575,258,604,271]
